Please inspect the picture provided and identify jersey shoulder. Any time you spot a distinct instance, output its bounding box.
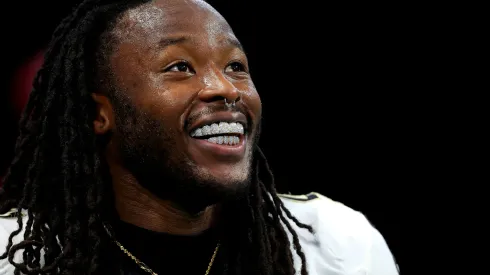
[279,192,399,275]
[279,191,367,230]
[279,192,373,252]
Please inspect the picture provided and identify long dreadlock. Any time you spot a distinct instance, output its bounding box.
[0,0,314,274]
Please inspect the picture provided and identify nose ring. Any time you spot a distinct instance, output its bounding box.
[224,98,236,108]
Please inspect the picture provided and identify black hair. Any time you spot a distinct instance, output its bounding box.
[0,1,313,274]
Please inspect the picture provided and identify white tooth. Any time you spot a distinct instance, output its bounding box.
[234,136,239,144]
[237,123,244,134]
[211,123,219,134]
[223,136,228,144]
[208,137,217,143]
[202,125,211,136]
[218,122,228,134]
[229,123,237,133]
[217,136,224,144]
[194,128,202,137]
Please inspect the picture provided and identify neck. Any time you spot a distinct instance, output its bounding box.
[110,165,216,236]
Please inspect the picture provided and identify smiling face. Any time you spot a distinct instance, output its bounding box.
[100,0,262,209]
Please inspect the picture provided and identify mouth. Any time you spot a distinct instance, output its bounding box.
[187,112,248,158]
[190,121,245,145]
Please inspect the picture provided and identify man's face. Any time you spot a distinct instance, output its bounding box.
[105,0,262,210]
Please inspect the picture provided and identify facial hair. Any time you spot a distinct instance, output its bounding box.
[109,92,257,213]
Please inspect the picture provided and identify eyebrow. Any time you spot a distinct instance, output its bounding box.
[157,36,244,52]
[158,37,188,50]
[228,38,244,52]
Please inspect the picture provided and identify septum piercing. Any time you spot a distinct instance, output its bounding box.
[224,98,236,108]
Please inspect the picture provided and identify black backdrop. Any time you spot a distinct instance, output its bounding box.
[0,0,402,269]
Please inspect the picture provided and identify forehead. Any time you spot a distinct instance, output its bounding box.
[114,0,236,48]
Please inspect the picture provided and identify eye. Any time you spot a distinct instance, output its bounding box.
[165,61,194,73]
[225,62,246,73]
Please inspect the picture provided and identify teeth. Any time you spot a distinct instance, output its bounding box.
[211,123,219,135]
[207,136,240,145]
[219,122,230,134]
[202,125,211,136]
[194,128,202,137]
[191,122,245,137]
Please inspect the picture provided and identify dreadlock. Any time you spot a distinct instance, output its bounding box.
[0,0,314,274]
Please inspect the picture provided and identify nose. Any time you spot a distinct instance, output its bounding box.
[198,72,241,105]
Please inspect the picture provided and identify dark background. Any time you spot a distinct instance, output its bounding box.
[0,0,402,269]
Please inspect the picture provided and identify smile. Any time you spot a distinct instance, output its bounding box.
[187,111,248,159]
[190,122,245,146]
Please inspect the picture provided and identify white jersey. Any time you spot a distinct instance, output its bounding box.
[0,193,399,274]
[280,192,399,275]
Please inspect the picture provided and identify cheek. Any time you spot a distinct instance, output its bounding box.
[140,77,201,131]
[147,74,201,108]
[239,82,262,119]
[138,89,186,126]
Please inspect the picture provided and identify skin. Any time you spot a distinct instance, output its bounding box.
[92,0,261,235]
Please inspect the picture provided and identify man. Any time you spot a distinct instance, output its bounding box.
[0,0,399,274]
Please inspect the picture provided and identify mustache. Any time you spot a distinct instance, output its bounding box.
[186,103,252,128]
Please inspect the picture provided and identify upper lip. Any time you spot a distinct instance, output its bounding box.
[187,111,248,134]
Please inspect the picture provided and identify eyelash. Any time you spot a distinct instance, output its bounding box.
[164,61,194,73]
[226,61,246,73]
[163,61,247,73]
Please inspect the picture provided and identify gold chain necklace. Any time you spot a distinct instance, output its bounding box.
[103,223,220,275]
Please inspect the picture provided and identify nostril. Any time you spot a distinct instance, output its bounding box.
[203,95,225,103]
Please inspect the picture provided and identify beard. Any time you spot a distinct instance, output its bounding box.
[109,93,259,213]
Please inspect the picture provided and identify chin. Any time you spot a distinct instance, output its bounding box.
[196,160,251,183]
[185,163,252,202]
[129,157,253,214]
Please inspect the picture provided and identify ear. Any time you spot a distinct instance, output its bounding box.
[92,93,115,135]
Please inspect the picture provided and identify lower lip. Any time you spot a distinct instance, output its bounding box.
[190,135,246,158]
